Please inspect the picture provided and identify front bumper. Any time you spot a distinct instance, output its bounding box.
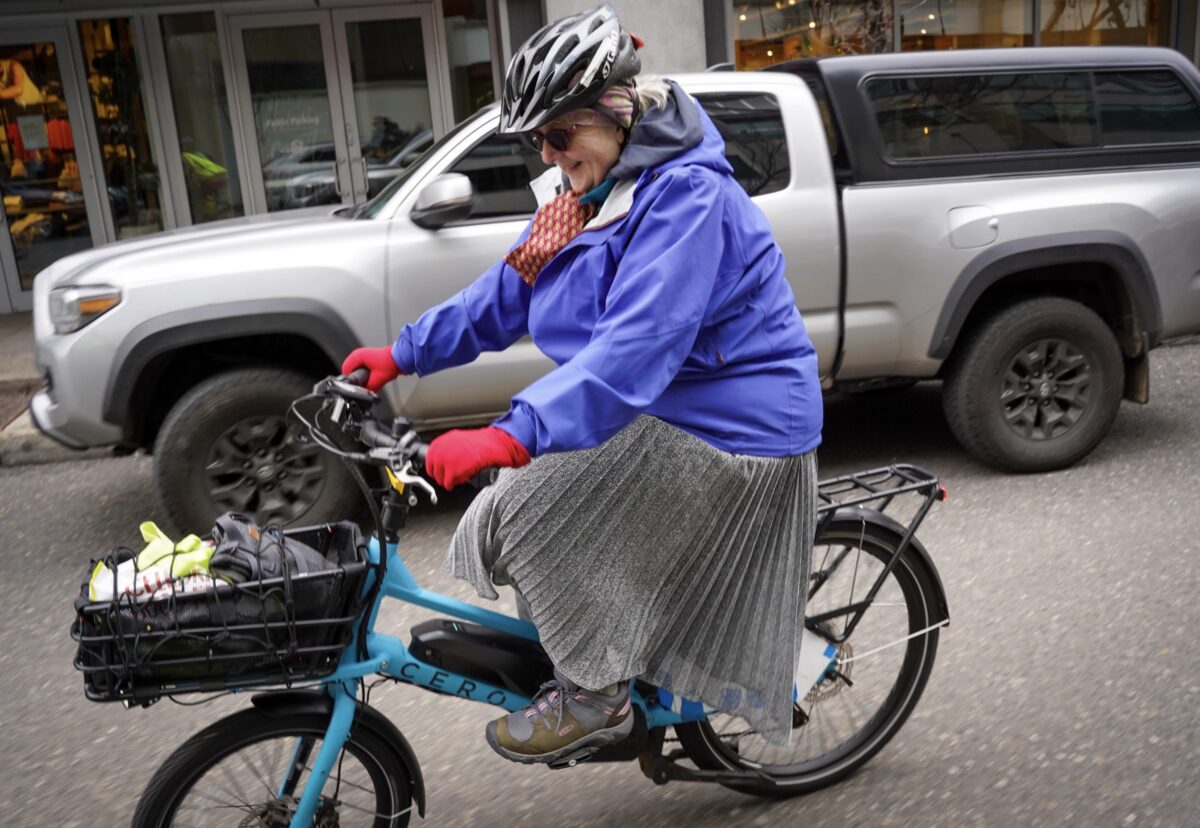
[27,385,121,449]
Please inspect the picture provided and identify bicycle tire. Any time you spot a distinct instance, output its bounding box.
[675,513,942,797]
[132,708,413,827]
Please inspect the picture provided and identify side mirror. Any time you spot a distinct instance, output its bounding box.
[410,173,474,229]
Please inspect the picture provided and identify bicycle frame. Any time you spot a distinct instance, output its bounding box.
[286,535,699,827]
[280,462,945,826]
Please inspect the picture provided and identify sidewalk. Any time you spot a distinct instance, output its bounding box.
[0,312,108,465]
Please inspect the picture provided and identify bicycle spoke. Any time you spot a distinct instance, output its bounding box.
[238,743,281,800]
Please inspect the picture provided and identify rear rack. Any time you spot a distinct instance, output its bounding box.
[808,464,948,644]
[816,463,945,516]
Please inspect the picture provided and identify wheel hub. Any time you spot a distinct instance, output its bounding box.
[235,796,339,828]
[1000,338,1092,441]
[204,414,325,524]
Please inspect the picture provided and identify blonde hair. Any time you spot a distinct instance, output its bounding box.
[632,75,671,113]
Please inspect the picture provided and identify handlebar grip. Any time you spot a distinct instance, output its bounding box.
[469,467,500,488]
[346,367,370,387]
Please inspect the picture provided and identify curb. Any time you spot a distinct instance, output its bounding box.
[0,410,112,466]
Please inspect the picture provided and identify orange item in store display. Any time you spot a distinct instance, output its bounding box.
[47,118,74,151]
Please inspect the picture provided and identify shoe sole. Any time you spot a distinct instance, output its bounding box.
[485,714,635,765]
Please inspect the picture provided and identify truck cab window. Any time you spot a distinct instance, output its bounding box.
[446,133,548,220]
[696,93,791,196]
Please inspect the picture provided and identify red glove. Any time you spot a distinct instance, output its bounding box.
[425,427,531,490]
[341,346,404,392]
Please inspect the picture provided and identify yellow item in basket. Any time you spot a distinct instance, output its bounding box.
[88,523,216,601]
[134,521,214,577]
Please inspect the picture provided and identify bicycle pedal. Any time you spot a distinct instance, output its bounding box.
[547,746,599,770]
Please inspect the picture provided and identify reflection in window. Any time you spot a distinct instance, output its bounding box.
[1,41,93,290]
[697,93,791,196]
[78,19,164,239]
[1095,71,1200,146]
[867,72,1098,158]
[1041,0,1161,47]
[899,0,1031,50]
[443,0,496,122]
[447,132,546,219]
[345,18,434,199]
[161,13,244,223]
[733,0,892,69]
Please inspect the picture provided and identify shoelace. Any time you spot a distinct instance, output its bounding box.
[525,679,569,733]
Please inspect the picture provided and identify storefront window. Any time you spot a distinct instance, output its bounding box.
[1,42,92,291]
[161,13,244,223]
[77,19,164,239]
[1041,0,1160,47]
[900,0,1032,50]
[734,0,893,69]
[442,0,496,122]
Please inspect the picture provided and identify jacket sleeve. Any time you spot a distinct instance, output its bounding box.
[494,169,727,455]
[391,230,534,376]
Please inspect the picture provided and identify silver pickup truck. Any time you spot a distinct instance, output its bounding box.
[29,46,1200,532]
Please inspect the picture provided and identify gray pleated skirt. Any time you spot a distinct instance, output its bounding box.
[446,416,817,743]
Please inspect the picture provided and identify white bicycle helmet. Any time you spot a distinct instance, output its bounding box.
[500,4,642,134]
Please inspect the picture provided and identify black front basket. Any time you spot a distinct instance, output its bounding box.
[72,521,369,704]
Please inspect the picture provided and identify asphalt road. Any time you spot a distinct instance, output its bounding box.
[2,343,1198,827]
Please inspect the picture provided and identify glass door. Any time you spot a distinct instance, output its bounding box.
[227,12,352,213]
[0,27,106,312]
[329,5,446,202]
[228,6,445,213]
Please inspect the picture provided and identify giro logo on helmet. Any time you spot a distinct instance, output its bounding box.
[582,28,620,87]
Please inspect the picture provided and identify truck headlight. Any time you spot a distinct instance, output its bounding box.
[48,286,122,334]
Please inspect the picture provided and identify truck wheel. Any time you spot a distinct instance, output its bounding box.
[153,367,359,533]
[943,297,1124,472]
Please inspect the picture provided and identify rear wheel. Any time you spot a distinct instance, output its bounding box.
[943,297,1124,472]
[675,515,942,797]
[132,708,412,827]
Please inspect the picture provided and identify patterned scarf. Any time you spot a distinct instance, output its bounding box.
[504,189,596,286]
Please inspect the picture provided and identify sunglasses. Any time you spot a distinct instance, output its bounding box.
[522,125,575,153]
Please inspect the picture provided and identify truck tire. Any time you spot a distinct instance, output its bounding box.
[153,367,359,533]
[943,297,1124,472]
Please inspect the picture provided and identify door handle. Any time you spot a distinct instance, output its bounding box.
[332,163,345,199]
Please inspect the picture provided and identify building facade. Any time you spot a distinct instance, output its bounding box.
[1,0,1196,314]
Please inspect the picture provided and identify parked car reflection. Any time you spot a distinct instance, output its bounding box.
[264,131,435,210]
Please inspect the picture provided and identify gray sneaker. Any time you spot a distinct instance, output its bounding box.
[485,674,633,765]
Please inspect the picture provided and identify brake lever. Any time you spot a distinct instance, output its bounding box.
[391,459,438,505]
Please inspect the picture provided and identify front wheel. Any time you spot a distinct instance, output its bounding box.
[132,708,413,827]
[153,367,360,534]
[675,514,943,797]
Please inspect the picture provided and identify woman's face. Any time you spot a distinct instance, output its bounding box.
[537,120,624,194]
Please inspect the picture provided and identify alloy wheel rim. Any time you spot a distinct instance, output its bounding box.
[204,415,325,524]
[1000,338,1093,441]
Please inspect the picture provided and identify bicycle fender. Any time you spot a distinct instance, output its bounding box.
[251,689,427,818]
[828,506,950,626]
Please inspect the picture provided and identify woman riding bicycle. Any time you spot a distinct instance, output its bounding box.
[343,3,823,763]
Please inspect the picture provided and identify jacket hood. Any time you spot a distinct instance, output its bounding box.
[609,79,732,180]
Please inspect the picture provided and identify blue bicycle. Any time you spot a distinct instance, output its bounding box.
[98,373,949,827]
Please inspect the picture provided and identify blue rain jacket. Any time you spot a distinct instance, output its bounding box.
[392,87,822,458]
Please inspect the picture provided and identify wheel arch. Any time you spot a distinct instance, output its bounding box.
[251,689,427,818]
[929,233,1161,372]
[104,299,360,449]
